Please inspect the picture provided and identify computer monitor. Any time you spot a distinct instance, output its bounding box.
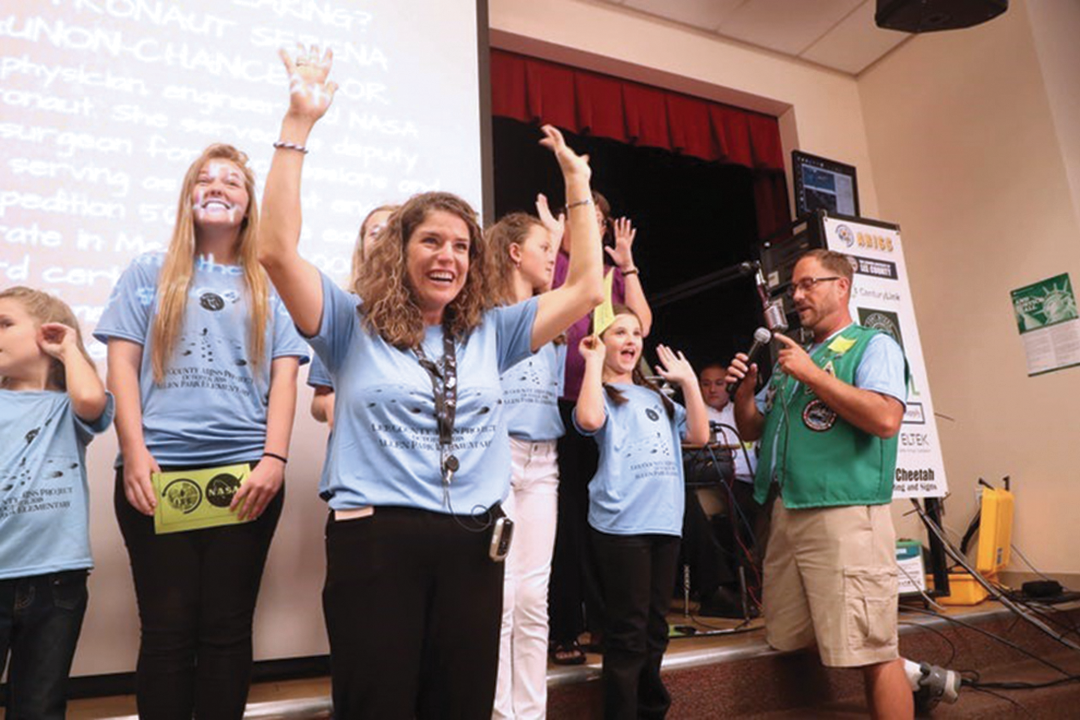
[793,150,861,218]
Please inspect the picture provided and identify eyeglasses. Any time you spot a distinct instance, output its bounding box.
[786,276,841,297]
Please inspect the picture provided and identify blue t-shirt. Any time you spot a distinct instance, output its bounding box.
[310,272,538,513]
[0,390,115,579]
[575,384,688,536]
[501,342,566,442]
[307,354,332,389]
[94,252,309,466]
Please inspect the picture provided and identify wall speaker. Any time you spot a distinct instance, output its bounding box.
[876,0,1008,33]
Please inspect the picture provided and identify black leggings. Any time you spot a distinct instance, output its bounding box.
[114,467,283,720]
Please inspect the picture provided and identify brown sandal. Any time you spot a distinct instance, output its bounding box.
[550,639,587,666]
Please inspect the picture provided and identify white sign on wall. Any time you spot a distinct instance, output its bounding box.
[823,216,948,498]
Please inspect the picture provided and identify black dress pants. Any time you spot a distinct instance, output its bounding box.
[592,530,680,720]
[323,506,504,719]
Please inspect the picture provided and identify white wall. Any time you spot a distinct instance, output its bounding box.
[858,0,1080,573]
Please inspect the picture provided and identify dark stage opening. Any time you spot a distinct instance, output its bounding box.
[491,116,770,370]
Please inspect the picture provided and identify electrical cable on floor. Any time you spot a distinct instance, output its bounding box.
[911,499,1080,653]
[902,606,1077,679]
[967,685,1027,712]
[1011,542,1061,585]
[898,620,959,667]
[906,604,1080,698]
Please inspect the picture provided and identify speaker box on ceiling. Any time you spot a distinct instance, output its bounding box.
[876,0,1008,33]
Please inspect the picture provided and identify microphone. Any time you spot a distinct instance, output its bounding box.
[752,263,789,333]
[763,301,788,333]
[726,327,772,396]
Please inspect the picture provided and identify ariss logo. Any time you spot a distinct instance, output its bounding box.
[836,224,855,247]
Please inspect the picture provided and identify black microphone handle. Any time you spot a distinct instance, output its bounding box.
[726,340,767,396]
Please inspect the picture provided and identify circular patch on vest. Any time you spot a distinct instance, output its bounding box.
[200,292,225,311]
[163,478,202,514]
[645,408,660,422]
[206,473,242,508]
[802,399,837,432]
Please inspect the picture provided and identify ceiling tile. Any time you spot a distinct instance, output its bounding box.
[620,0,747,30]
[717,0,864,55]
[801,1,910,74]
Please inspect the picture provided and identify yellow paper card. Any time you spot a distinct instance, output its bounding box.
[592,270,616,336]
[152,464,251,534]
[827,335,857,355]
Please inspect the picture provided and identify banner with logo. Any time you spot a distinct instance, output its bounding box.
[823,216,948,498]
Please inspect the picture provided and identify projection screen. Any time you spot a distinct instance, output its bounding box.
[1,0,488,673]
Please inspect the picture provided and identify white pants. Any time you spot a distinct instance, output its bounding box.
[493,438,559,720]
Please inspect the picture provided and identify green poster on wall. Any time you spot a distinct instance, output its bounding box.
[1011,274,1078,332]
[1010,274,1080,376]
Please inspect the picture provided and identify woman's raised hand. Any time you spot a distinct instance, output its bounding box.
[279,44,338,123]
[535,193,566,246]
[607,217,638,271]
[539,125,591,182]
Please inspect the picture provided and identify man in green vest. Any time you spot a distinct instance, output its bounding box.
[725,249,913,719]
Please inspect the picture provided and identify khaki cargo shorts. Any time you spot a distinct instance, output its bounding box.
[762,501,899,667]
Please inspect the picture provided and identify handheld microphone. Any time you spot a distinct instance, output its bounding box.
[726,327,772,396]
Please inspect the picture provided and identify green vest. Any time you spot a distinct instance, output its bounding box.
[754,325,901,509]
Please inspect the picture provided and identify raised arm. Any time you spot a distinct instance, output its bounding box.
[573,335,607,433]
[609,217,653,336]
[531,126,605,350]
[257,45,339,337]
[654,345,708,445]
[38,323,107,422]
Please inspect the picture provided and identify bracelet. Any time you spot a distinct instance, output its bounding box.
[273,141,309,154]
[621,267,639,277]
[566,198,593,210]
[262,452,288,465]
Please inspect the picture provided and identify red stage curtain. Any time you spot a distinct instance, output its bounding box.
[490,49,791,238]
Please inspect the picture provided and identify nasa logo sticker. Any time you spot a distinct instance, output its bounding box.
[206,473,242,508]
[200,292,225,311]
[802,399,837,432]
[163,478,202,514]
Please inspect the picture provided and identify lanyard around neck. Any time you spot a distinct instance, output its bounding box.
[414,324,459,493]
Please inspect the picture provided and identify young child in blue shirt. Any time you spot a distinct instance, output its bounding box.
[0,286,114,720]
[575,306,708,720]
